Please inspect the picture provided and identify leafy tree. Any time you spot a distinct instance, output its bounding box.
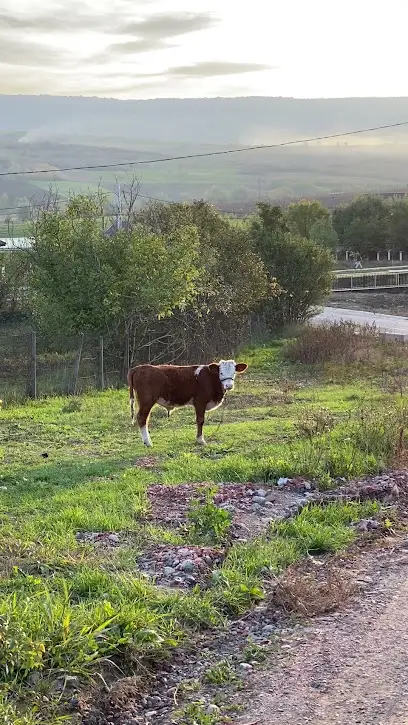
[29,194,199,340]
[0,251,31,317]
[386,199,408,252]
[254,202,288,234]
[332,195,390,255]
[286,200,329,239]
[137,200,268,315]
[309,216,339,250]
[250,204,334,328]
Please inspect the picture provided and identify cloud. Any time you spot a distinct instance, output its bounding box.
[158,61,273,78]
[0,35,69,67]
[101,12,217,57]
[0,5,216,44]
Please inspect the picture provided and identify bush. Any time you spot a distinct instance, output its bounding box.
[284,321,378,365]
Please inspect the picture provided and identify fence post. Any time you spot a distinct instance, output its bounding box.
[98,336,105,391]
[69,333,84,395]
[28,330,37,399]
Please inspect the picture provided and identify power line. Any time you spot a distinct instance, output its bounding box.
[0,120,407,178]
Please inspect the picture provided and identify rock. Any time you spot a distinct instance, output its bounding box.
[252,496,266,505]
[239,662,253,673]
[146,696,163,709]
[163,567,176,576]
[108,533,120,544]
[355,518,380,532]
[172,577,185,586]
[262,624,276,636]
[180,559,195,572]
[206,704,221,715]
[203,555,213,566]
[185,575,197,585]
[277,477,289,487]
[255,488,267,497]
[61,675,79,690]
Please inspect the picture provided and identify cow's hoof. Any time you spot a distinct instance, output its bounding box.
[196,437,206,446]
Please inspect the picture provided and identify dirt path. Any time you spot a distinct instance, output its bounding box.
[239,542,408,725]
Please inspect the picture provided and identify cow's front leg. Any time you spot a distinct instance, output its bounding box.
[195,403,206,445]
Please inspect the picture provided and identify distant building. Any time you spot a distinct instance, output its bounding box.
[0,238,32,251]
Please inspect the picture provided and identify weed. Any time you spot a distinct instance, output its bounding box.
[187,486,232,545]
[295,406,336,440]
[176,701,221,724]
[61,398,82,414]
[274,566,357,616]
[242,641,269,663]
[204,659,236,685]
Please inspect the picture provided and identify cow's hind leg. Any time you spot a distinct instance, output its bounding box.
[137,404,153,447]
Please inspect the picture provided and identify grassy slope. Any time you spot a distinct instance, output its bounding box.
[0,340,397,722]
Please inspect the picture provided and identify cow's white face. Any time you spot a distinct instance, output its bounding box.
[209,359,248,392]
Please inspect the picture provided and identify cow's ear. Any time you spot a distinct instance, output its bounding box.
[208,363,219,373]
[235,362,248,374]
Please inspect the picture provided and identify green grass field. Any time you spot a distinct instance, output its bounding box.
[0,337,404,722]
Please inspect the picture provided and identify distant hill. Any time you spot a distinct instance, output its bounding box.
[1,95,408,206]
[2,95,408,145]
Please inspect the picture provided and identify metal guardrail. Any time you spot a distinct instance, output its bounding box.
[333,270,408,292]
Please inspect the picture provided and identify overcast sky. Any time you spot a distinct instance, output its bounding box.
[1,0,408,99]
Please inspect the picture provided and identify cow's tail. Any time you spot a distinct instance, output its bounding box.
[127,369,135,424]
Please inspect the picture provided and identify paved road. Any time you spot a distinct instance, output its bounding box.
[314,306,408,337]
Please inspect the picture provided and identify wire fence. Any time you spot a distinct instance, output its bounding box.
[0,329,124,402]
[0,315,269,403]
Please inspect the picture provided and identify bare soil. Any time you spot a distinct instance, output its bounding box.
[239,538,408,725]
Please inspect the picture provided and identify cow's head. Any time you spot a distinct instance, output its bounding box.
[209,359,248,392]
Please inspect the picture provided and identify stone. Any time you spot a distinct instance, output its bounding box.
[239,662,253,673]
[163,567,176,577]
[206,704,221,715]
[60,675,79,689]
[252,496,266,505]
[146,696,163,708]
[255,488,267,497]
[277,477,289,487]
[108,533,120,544]
[180,559,195,572]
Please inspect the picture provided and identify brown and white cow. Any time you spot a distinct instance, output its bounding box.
[127,359,248,447]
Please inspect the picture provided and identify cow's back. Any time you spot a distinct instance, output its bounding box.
[128,364,198,405]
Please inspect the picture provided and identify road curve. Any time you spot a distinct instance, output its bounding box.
[314,306,408,337]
